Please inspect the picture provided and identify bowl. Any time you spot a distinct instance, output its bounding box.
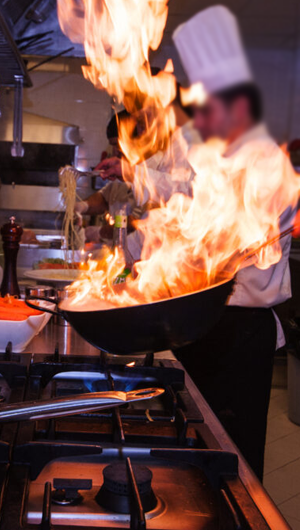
[0,300,55,353]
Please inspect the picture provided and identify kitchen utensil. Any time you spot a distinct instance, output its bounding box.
[0,388,164,422]
[25,285,55,298]
[25,225,296,355]
[25,274,234,354]
[62,167,104,179]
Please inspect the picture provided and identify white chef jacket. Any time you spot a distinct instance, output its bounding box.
[129,122,298,348]
[224,124,298,348]
[132,120,201,207]
[128,120,201,261]
[100,180,142,220]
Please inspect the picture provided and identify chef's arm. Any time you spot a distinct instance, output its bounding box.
[75,192,109,216]
[133,164,193,207]
[97,156,193,207]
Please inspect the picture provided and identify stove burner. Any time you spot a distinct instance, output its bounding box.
[52,489,82,506]
[96,463,157,514]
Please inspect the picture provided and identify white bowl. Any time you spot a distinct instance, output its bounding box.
[0,300,55,353]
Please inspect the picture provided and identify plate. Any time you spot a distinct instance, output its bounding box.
[23,269,82,285]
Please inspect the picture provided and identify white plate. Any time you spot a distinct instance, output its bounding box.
[0,300,55,353]
[23,269,81,284]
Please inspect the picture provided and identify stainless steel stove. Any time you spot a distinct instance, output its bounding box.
[0,325,291,530]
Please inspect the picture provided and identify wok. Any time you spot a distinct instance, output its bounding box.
[26,275,234,355]
[25,224,296,355]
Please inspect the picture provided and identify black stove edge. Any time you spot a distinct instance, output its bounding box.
[151,448,238,489]
[13,442,103,480]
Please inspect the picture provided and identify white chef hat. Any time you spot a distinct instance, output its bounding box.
[173,5,253,94]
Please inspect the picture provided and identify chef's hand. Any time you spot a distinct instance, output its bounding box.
[97,157,134,183]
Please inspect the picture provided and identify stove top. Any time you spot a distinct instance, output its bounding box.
[0,341,288,530]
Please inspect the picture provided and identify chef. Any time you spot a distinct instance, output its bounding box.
[98,86,201,260]
[74,110,143,246]
[97,86,201,208]
[173,5,298,480]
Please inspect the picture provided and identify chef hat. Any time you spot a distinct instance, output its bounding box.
[173,5,253,94]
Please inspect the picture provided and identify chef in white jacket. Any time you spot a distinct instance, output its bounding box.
[173,5,299,480]
[98,88,201,261]
[97,89,201,207]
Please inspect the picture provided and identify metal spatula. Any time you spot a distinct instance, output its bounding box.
[0,388,164,422]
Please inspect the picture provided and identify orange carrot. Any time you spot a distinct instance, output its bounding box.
[0,296,43,320]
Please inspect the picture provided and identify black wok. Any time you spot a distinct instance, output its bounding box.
[26,276,234,355]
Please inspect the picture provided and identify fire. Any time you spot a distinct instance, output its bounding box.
[57,0,300,312]
[57,0,176,164]
[180,83,207,107]
[65,137,299,310]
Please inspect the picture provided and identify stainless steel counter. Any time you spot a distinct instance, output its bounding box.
[25,319,100,356]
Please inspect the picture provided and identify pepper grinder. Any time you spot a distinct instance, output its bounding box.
[0,217,23,298]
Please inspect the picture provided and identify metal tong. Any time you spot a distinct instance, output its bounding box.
[0,388,164,423]
[244,225,297,262]
[61,166,104,179]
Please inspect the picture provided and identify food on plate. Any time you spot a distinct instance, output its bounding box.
[33,258,83,270]
[0,296,43,321]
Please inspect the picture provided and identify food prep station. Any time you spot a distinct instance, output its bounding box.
[0,320,290,530]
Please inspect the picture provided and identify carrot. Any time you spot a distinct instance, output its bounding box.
[0,296,43,320]
[0,313,28,321]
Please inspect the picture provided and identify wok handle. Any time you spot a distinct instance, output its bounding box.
[244,225,295,263]
[25,296,60,317]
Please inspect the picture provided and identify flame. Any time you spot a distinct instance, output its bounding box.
[57,0,176,164]
[57,0,300,312]
[180,83,207,107]
[63,138,300,311]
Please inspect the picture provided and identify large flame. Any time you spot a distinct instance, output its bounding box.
[57,0,176,164]
[57,0,300,311]
[65,137,299,310]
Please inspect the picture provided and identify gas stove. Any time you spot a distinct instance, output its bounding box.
[0,339,290,530]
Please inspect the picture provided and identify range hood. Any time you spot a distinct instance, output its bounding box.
[0,111,81,145]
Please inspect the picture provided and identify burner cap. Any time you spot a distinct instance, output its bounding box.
[96,463,157,514]
[52,489,82,506]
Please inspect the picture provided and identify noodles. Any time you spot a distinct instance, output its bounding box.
[59,166,82,260]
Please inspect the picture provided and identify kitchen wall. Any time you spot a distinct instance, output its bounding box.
[152,44,299,145]
[0,44,299,162]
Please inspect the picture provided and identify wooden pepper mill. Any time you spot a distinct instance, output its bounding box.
[0,217,23,298]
